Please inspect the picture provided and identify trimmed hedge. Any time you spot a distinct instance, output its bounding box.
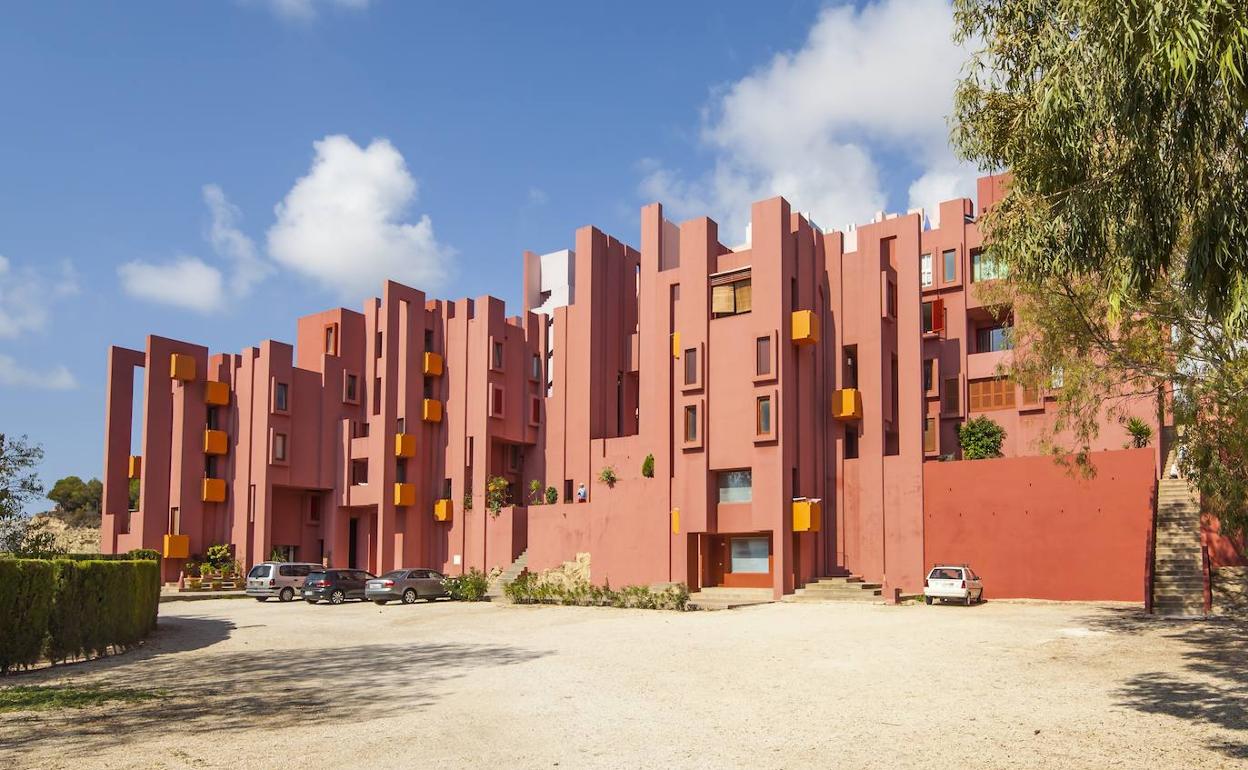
[0,558,160,673]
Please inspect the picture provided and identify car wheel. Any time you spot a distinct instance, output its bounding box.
[279,587,294,603]
[329,589,346,605]
[401,589,417,604]
[964,594,973,606]
[924,596,932,606]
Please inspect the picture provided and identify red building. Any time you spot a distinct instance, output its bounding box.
[100,174,1164,598]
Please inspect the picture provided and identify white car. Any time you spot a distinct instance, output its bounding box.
[924,565,984,605]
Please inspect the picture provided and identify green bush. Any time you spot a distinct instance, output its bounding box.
[204,544,232,570]
[0,559,55,673]
[442,568,491,601]
[641,453,655,478]
[504,572,688,611]
[544,486,558,505]
[958,416,1006,459]
[46,559,159,663]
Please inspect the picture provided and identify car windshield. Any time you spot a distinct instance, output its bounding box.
[248,565,271,578]
[306,571,327,582]
[380,571,405,579]
[929,567,962,580]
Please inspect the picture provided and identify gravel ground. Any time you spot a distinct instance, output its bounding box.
[2,598,1244,769]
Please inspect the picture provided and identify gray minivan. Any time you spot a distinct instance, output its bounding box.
[246,561,322,602]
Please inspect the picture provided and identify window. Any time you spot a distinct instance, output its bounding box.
[683,405,698,442]
[885,280,898,318]
[531,354,541,381]
[491,385,505,417]
[424,378,433,399]
[942,378,960,414]
[1021,383,1042,405]
[508,444,522,472]
[424,329,434,349]
[729,536,769,573]
[755,395,772,436]
[530,396,541,425]
[968,377,1016,411]
[375,331,383,359]
[206,455,219,478]
[206,406,220,431]
[924,417,937,454]
[351,420,369,438]
[274,382,289,412]
[920,253,933,287]
[350,459,369,485]
[492,341,504,370]
[717,470,752,504]
[710,270,752,318]
[273,432,288,462]
[684,348,698,386]
[324,324,337,355]
[971,248,1005,282]
[975,325,1012,353]
[755,336,772,377]
[344,373,359,402]
[923,359,938,395]
[395,460,407,484]
[922,299,945,334]
[942,249,957,283]
[309,496,321,524]
[396,417,405,434]
[1051,367,1065,389]
[844,426,859,459]
[564,479,573,502]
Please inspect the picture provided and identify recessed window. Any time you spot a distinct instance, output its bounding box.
[717,470,753,504]
[920,253,933,287]
[351,459,369,485]
[683,348,698,386]
[975,325,1012,353]
[755,336,772,377]
[396,417,405,434]
[206,406,220,431]
[273,432,288,462]
[843,346,858,388]
[375,331,383,359]
[424,329,434,349]
[274,382,289,412]
[711,270,752,318]
[755,395,772,436]
[206,455,219,478]
[683,405,698,442]
[508,444,522,472]
[395,460,407,484]
[924,417,937,454]
[530,396,541,425]
[531,354,541,381]
[844,427,859,459]
[943,378,960,414]
[969,377,1016,411]
[971,248,1005,282]
[942,249,957,283]
[309,496,321,524]
[324,324,338,355]
[1050,367,1065,389]
[344,373,359,402]
[923,359,936,394]
[492,341,504,370]
[885,281,898,318]
[491,385,505,417]
[922,299,945,334]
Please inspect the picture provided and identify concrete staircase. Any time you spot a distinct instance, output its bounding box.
[1153,479,1206,617]
[782,575,883,603]
[687,587,774,611]
[485,549,528,602]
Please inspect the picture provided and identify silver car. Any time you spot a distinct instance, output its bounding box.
[246,561,322,602]
[366,568,448,605]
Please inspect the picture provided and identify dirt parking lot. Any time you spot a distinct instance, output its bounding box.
[1,597,1243,769]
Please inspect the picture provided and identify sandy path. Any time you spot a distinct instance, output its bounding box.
[1,599,1243,769]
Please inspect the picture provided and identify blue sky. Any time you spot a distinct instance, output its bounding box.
[0,0,971,499]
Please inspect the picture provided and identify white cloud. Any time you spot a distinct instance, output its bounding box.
[203,184,271,297]
[118,256,226,313]
[639,0,976,239]
[267,134,454,299]
[264,0,370,22]
[0,255,80,339]
[0,353,76,391]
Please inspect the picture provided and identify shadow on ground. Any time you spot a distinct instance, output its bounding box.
[0,612,548,761]
[1084,607,1248,760]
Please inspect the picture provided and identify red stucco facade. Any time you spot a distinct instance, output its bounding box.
[101,174,1165,598]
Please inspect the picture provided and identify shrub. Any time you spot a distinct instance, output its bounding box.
[641,454,655,478]
[504,572,688,611]
[598,466,618,488]
[544,486,558,505]
[528,480,543,505]
[442,568,490,601]
[204,544,232,570]
[126,548,160,562]
[0,559,55,673]
[1124,416,1153,448]
[958,416,1006,459]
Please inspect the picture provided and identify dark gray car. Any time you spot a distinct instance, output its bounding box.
[366,568,448,605]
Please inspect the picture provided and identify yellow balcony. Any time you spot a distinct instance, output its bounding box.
[163,534,190,559]
[423,351,444,377]
[202,478,227,503]
[423,399,443,423]
[793,498,822,533]
[791,310,820,345]
[203,429,229,455]
[671,508,680,535]
[128,455,142,480]
[434,498,453,522]
[204,380,231,406]
[394,433,416,458]
[170,353,196,382]
[394,482,416,507]
[671,331,681,358]
[832,388,863,421]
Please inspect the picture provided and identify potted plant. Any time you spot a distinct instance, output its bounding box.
[185,561,202,590]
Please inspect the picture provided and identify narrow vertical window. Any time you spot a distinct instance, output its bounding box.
[942,378,960,414]
[684,348,697,386]
[755,395,772,436]
[942,249,957,283]
[920,253,932,287]
[345,373,358,402]
[274,432,288,462]
[684,405,698,442]
[492,341,504,369]
[924,417,937,454]
[324,325,337,355]
[755,336,771,377]
[274,382,289,412]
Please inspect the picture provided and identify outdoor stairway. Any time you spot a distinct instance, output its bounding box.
[485,549,528,602]
[1153,478,1206,617]
[781,575,883,603]
[687,587,774,611]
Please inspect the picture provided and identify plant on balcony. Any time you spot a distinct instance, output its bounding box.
[528,479,543,505]
[545,485,558,505]
[958,416,1006,460]
[463,490,473,510]
[598,466,618,488]
[1123,416,1153,449]
[641,453,655,478]
[485,475,511,518]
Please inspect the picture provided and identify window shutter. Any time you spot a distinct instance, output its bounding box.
[734,281,752,313]
[711,284,735,314]
[931,298,945,333]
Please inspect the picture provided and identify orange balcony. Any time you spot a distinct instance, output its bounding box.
[163,534,190,559]
[394,433,416,458]
[394,482,416,507]
[202,478,227,503]
[203,429,229,455]
[128,455,142,480]
[670,508,680,535]
[791,310,820,345]
[204,380,231,406]
[793,498,822,533]
[423,351,444,377]
[170,353,196,382]
[422,399,443,423]
[434,498,453,522]
[832,388,863,421]
[671,331,681,358]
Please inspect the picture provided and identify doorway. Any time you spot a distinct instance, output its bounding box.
[348,518,359,569]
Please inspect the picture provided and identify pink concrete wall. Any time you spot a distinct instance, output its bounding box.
[923,449,1156,601]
